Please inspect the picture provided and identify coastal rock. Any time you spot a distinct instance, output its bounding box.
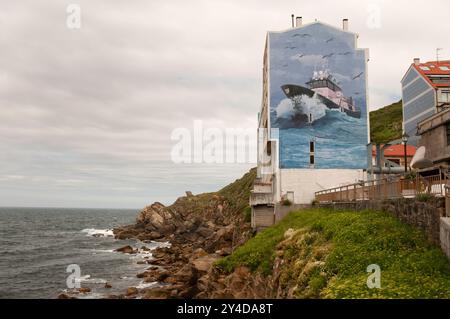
[126,287,138,296]
[115,245,137,254]
[112,168,257,299]
[105,283,112,289]
[78,287,91,293]
[57,293,76,299]
[192,255,219,273]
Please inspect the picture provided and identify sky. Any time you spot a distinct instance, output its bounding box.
[0,0,449,208]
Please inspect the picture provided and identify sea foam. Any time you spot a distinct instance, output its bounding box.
[81,228,114,237]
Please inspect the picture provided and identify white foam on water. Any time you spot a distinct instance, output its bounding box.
[275,95,327,123]
[75,274,107,284]
[81,228,114,237]
[136,281,158,289]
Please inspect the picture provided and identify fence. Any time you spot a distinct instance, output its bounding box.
[315,174,448,203]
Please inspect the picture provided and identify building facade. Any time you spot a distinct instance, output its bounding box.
[251,19,370,229]
[401,59,450,144]
[417,107,450,166]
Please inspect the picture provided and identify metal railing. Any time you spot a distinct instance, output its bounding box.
[315,174,448,203]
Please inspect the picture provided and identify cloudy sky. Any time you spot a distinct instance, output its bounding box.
[0,0,449,208]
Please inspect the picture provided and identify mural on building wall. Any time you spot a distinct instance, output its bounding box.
[269,23,368,169]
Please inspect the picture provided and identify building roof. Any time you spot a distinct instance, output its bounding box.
[372,144,417,157]
[412,60,450,88]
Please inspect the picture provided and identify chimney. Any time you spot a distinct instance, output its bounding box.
[296,16,303,27]
[343,19,349,31]
[291,14,295,28]
[414,58,420,66]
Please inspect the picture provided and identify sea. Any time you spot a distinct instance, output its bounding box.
[0,207,168,299]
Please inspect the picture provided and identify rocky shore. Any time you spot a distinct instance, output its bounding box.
[110,168,257,299]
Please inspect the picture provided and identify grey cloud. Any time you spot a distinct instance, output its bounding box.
[0,0,448,207]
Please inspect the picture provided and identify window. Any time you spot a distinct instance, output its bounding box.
[447,123,450,146]
[310,141,315,153]
[440,66,450,71]
[441,91,450,103]
[309,155,315,165]
[420,66,430,71]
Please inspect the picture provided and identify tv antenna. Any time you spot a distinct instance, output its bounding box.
[436,48,443,64]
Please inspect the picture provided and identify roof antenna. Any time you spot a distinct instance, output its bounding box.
[291,14,295,28]
[436,48,443,64]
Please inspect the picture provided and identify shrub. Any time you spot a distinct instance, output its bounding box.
[416,193,433,202]
[281,199,292,206]
[243,206,252,222]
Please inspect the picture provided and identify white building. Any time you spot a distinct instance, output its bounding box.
[251,18,370,230]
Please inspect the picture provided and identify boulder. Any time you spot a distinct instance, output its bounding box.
[78,287,91,293]
[104,283,112,289]
[126,287,138,296]
[192,255,219,273]
[115,245,137,254]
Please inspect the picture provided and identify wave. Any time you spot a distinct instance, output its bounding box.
[136,281,159,289]
[81,228,114,237]
[73,274,107,284]
[274,95,327,128]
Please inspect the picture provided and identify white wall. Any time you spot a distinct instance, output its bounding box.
[279,168,365,204]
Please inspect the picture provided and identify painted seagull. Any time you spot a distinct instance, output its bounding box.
[352,72,364,80]
[338,51,352,56]
[292,33,311,38]
[325,37,334,43]
[322,53,334,59]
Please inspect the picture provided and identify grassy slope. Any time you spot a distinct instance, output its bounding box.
[369,100,403,144]
[216,208,450,298]
[217,167,256,217]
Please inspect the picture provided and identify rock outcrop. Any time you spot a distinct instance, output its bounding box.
[112,168,257,299]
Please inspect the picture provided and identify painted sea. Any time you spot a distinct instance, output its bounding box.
[0,207,168,299]
[271,98,367,169]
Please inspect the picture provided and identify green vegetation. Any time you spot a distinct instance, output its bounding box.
[218,168,256,213]
[370,100,403,144]
[416,193,434,202]
[243,206,252,223]
[281,199,292,206]
[216,208,450,298]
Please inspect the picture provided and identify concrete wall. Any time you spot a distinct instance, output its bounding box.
[418,109,450,164]
[319,197,446,245]
[280,169,365,204]
[274,203,310,223]
[441,218,450,261]
[251,205,274,231]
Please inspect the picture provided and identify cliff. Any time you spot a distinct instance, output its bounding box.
[112,168,257,298]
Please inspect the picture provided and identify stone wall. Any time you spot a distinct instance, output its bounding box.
[318,197,446,245]
[441,218,450,260]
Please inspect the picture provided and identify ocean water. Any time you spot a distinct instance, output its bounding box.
[0,207,166,299]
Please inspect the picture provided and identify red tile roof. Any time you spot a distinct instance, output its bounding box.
[413,60,450,88]
[372,144,417,157]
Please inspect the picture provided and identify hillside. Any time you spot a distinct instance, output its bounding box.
[370,100,403,144]
[212,208,450,298]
